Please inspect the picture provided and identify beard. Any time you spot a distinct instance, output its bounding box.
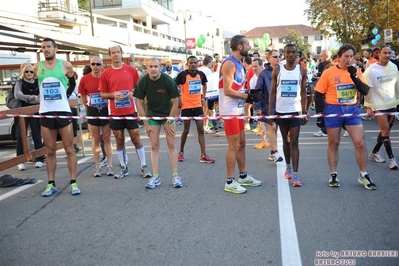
[240,50,249,57]
[44,54,55,61]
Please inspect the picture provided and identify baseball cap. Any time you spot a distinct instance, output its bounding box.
[165,58,172,63]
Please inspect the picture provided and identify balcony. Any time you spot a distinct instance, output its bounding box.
[38,1,89,26]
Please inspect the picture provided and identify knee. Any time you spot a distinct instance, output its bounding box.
[151,142,160,151]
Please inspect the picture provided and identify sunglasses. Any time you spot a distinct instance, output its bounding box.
[91,63,102,66]
[272,55,282,59]
[25,70,34,74]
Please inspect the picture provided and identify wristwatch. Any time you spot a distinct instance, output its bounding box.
[166,119,174,125]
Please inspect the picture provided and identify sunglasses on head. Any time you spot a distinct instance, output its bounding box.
[25,70,34,74]
[91,63,102,66]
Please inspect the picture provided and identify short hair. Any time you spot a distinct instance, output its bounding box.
[148,57,161,65]
[20,64,34,79]
[244,56,252,65]
[252,58,263,66]
[108,45,123,55]
[213,53,219,58]
[365,48,373,54]
[253,52,260,56]
[230,35,246,51]
[42,38,57,47]
[337,44,356,57]
[203,55,213,65]
[267,49,280,59]
[187,55,197,62]
[284,44,297,52]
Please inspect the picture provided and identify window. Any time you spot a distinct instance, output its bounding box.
[316,46,322,54]
[315,35,323,41]
[304,36,308,42]
[279,38,284,43]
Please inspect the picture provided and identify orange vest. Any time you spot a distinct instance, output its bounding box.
[180,72,202,109]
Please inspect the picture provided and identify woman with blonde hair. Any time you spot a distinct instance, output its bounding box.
[14,64,45,170]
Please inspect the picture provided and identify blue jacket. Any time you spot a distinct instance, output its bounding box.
[254,63,274,116]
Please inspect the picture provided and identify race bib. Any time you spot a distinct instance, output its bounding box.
[188,79,201,94]
[42,82,62,100]
[336,84,356,104]
[114,90,131,108]
[90,92,107,109]
[238,89,246,108]
[280,80,298,97]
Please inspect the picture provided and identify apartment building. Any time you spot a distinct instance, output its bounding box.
[244,24,330,57]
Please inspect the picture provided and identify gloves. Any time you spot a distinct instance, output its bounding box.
[245,89,265,103]
[347,66,370,95]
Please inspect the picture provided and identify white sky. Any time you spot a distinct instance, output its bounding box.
[173,0,311,32]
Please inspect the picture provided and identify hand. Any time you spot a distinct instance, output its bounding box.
[246,90,265,103]
[316,117,325,128]
[347,66,357,76]
[302,117,308,125]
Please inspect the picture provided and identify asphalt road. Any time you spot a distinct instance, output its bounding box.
[0,117,398,266]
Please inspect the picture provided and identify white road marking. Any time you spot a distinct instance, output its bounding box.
[276,132,302,265]
[0,180,43,202]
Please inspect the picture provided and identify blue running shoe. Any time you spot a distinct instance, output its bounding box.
[42,184,57,197]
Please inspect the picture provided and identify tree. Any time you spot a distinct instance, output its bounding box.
[304,0,399,51]
[78,0,89,10]
[281,29,311,55]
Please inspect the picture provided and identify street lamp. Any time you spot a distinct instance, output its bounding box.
[176,10,192,60]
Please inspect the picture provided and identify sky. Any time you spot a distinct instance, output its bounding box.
[173,0,311,33]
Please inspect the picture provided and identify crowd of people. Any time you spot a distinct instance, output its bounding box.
[10,35,399,196]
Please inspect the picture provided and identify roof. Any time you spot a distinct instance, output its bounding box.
[244,24,320,38]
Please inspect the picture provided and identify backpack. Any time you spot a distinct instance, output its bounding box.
[6,81,21,109]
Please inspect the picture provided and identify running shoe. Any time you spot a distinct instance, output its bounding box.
[17,163,25,171]
[146,176,161,189]
[106,165,114,176]
[114,166,129,179]
[200,154,215,163]
[254,141,269,149]
[172,175,183,188]
[70,183,81,195]
[204,126,214,134]
[244,123,251,131]
[141,165,152,178]
[343,130,349,137]
[214,131,220,137]
[369,152,385,163]
[313,129,327,137]
[224,180,247,194]
[358,174,377,190]
[251,126,260,133]
[238,175,262,186]
[42,184,57,197]
[100,157,108,167]
[256,127,264,136]
[329,173,340,187]
[93,166,102,177]
[268,151,283,162]
[292,176,302,187]
[178,152,184,162]
[35,161,44,168]
[284,168,293,179]
[389,158,398,170]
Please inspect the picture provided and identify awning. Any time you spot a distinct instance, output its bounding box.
[0,23,135,55]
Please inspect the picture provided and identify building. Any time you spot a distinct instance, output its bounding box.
[244,24,330,56]
[0,0,224,69]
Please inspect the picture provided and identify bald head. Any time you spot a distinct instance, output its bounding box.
[320,50,332,63]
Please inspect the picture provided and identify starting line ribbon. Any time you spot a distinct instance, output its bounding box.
[1,112,399,121]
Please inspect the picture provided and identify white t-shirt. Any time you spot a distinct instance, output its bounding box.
[198,66,212,77]
[249,74,258,90]
[363,62,399,110]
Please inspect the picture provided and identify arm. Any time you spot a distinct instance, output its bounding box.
[135,98,147,124]
[300,67,308,114]
[268,67,279,116]
[169,97,179,118]
[14,80,31,103]
[64,61,76,97]
[347,66,370,95]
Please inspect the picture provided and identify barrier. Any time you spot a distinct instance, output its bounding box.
[0,99,90,171]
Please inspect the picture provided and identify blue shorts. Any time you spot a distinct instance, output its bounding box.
[324,104,362,128]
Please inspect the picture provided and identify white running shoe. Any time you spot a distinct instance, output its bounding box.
[389,158,398,170]
[17,163,25,171]
[313,129,327,137]
[224,180,247,194]
[369,152,385,163]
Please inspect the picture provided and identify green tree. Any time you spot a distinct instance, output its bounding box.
[304,0,399,51]
[281,29,311,55]
[78,0,89,10]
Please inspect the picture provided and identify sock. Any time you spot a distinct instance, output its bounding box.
[360,171,368,177]
[48,181,55,186]
[117,148,126,168]
[331,172,337,176]
[239,172,247,178]
[271,150,277,154]
[286,164,291,169]
[153,173,159,177]
[135,145,146,166]
[382,136,394,159]
[173,172,178,177]
[70,180,76,184]
[226,178,234,184]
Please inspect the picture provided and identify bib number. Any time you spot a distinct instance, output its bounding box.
[188,80,201,94]
[280,80,298,97]
[90,93,107,109]
[43,82,62,100]
[114,90,131,108]
[336,84,356,104]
